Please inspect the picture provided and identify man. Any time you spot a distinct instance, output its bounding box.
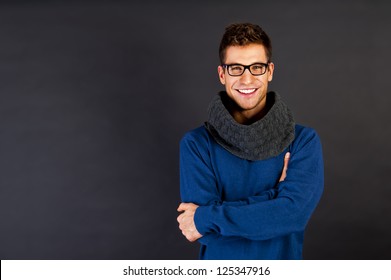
[177,23,324,259]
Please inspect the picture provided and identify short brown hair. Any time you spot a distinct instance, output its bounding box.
[219,23,272,64]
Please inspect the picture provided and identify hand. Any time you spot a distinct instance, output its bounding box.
[279,152,290,182]
[177,203,202,242]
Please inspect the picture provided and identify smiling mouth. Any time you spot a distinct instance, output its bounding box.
[237,88,257,95]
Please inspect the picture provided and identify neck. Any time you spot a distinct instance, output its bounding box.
[231,109,266,125]
[226,97,270,125]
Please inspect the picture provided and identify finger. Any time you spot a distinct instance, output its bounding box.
[178,211,188,224]
[177,203,187,212]
[284,152,290,165]
[178,203,195,212]
[279,152,290,182]
[283,152,290,171]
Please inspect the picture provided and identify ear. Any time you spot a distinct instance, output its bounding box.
[267,62,274,82]
[217,65,225,85]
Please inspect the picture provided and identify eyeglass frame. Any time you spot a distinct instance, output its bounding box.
[221,62,270,76]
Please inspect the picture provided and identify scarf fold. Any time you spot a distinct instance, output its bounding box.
[205,91,295,161]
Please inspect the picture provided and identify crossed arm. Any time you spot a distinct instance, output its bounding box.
[177,152,291,242]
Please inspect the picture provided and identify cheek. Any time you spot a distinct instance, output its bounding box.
[227,81,238,91]
[260,77,270,86]
[227,77,241,87]
[221,77,230,87]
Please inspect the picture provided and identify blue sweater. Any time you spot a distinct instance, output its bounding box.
[179,124,324,259]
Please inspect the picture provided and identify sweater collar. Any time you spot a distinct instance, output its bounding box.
[205,91,295,161]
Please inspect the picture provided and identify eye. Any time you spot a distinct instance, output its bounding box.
[230,65,243,71]
[252,64,264,70]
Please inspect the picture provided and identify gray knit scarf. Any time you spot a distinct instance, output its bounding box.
[205,91,295,161]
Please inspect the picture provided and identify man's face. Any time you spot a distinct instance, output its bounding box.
[218,43,274,121]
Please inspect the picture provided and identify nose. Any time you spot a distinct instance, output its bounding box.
[240,68,254,84]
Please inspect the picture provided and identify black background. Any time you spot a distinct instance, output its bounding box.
[0,0,390,259]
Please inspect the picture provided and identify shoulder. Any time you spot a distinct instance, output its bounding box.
[290,124,322,153]
[294,124,319,139]
[181,125,210,143]
[180,126,216,166]
[180,125,213,153]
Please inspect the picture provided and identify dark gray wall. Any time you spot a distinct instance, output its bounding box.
[0,0,390,259]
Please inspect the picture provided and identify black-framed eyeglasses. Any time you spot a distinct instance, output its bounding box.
[222,62,269,76]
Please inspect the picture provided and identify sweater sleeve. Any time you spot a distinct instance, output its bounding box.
[179,129,279,244]
[179,131,220,206]
[179,130,222,245]
[193,128,324,241]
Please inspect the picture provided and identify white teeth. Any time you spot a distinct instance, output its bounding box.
[238,89,256,94]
